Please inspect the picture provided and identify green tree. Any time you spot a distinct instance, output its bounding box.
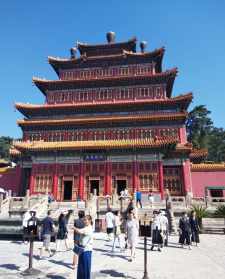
[186,105,213,149]
[207,128,225,162]
[0,136,13,159]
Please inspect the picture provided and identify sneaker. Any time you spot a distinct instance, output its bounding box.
[158,248,162,252]
[188,246,192,250]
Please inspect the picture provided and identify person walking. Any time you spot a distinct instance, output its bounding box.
[179,212,192,250]
[159,210,169,247]
[151,211,163,252]
[40,210,54,259]
[136,191,142,208]
[148,192,154,208]
[74,215,93,279]
[112,210,123,252]
[56,212,69,252]
[125,208,139,262]
[22,211,31,244]
[189,211,200,246]
[126,198,138,219]
[105,208,114,241]
[72,210,85,269]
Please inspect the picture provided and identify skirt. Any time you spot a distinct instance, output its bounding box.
[191,231,200,243]
[77,251,92,279]
[57,229,67,240]
[152,229,163,245]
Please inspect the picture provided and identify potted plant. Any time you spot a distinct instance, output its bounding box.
[214,205,225,218]
[190,204,208,230]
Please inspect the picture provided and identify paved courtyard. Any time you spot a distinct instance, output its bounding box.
[0,233,224,278]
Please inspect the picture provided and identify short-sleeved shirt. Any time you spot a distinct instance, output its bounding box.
[136,191,142,200]
[105,212,114,228]
[79,225,93,251]
[74,218,85,241]
[42,216,53,235]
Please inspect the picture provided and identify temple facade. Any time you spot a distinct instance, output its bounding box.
[12,32,196,201]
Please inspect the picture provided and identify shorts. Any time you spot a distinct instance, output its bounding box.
[43,234,51,249]
[107,228,113,234]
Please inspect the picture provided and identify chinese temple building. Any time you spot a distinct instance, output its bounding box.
[11,32,216,201]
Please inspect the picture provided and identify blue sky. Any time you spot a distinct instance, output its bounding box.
[1,0,225,138]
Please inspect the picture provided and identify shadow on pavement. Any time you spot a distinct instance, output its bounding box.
[48,259,73,269]
[0,264,20,271]
[99,269,136,278]
[93,247,108,253]
[22,252,40,260]
[102,252,128,261]
[46,275,67,279]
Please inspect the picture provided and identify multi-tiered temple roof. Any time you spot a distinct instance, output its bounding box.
[13,32,195,157]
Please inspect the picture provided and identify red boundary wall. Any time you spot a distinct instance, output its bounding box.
[191,171,225,198]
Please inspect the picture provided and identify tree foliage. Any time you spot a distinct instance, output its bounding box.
[0,136,13,159]
[207,128,225,162]
[187,105,225,162]
[186,105,213,149]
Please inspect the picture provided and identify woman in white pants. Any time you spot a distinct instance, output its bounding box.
[125,209,139,262]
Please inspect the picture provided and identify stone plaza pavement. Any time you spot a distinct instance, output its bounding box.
[0,233,224,279]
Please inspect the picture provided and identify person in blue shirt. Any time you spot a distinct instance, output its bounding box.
[39,210,54,258]
[136,191,142,208]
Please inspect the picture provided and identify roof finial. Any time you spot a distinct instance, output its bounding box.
[70,47,77,59]
[106,31,115,43]
[140,41,147,53]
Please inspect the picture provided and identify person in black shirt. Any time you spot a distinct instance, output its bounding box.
[56,213,69,252]
[189,211,200,246]
[40,211,54,259]
[72,210,85,269]
[179,212,192,250]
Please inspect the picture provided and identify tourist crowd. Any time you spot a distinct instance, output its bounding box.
[22,200,200,279]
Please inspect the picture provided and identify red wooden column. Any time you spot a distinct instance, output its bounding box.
[104,161,112,195]
[158,161,164,200]
[52,163,58,200]
[29,165,35,195]
[78,161,84,200]
[182,159,192,195]
[132,160,139,193]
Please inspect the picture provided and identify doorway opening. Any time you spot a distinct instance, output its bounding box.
[63,180,73,200]
[90,180,99,196]
[117,180,127,195]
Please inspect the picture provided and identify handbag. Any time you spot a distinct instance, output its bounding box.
[73,244,85,255]
[73,235,91,255]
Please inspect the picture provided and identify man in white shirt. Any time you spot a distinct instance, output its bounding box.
[22,211,31,243]
[105,208,114,241]
[159,210,169,247]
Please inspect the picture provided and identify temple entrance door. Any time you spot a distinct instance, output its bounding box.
[117,180,127,195]
[63,181,73,201]
[90,180,99,196]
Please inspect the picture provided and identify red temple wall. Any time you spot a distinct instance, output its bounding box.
[4,163,225,199]
[0,166,22,196]
[191,171,225,198]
